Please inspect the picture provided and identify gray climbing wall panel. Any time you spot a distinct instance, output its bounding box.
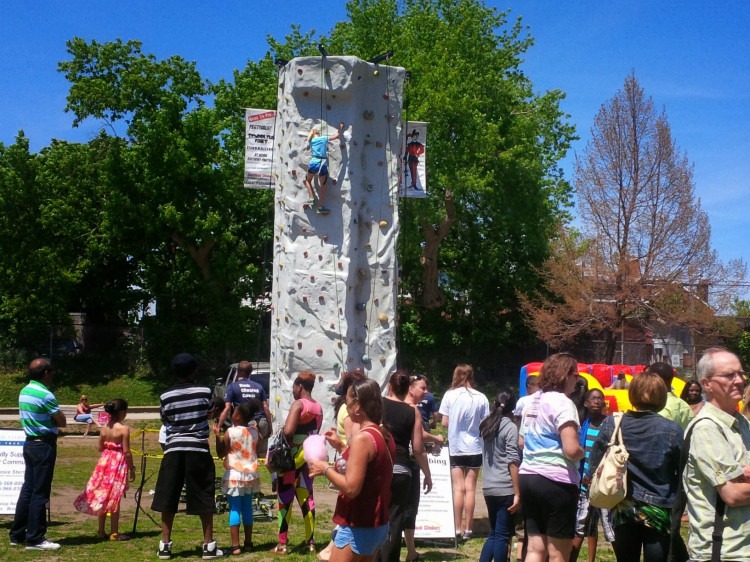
[270,56,405,427]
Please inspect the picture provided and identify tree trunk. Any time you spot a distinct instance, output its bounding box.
[420,190,456,309]
[171,232,224,298]
[603,328,617,365]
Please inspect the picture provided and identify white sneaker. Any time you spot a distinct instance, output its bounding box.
[25,539,61,550]
[158,540,173,560]
[202,540,224,559]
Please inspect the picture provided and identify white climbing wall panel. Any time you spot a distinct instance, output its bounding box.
[270,56,405,428]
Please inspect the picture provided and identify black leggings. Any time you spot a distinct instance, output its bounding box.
[613,521,670,562]
[377,472,411,562]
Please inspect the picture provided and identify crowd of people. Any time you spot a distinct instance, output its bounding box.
[8,348,750,561]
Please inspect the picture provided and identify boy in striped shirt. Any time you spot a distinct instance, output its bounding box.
[571,388,615,562]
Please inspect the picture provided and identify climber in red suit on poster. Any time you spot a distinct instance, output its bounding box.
[404,129,424,190]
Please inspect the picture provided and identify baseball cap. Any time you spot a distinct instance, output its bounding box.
[171,353,198,377]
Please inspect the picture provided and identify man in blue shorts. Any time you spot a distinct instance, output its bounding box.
[152,353,223,560]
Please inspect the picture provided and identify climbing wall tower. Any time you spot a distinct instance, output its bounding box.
[270,56,405,426]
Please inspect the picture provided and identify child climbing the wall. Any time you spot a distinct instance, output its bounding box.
[73,398,136,541]
[304,121,345,215]
[214,399,262,556]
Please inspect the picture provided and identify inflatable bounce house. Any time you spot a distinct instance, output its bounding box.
[518,362,686,413]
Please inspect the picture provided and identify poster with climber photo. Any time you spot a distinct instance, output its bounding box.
[244,108,276,189]
[400,121,428,198]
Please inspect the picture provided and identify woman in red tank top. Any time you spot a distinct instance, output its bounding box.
[310,378,395,561]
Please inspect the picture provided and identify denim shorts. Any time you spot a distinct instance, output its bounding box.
[308,159,328,176]
[333,524,389,555]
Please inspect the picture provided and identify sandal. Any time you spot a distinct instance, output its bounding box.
[307,543,316,554]
[243,541,253,551]
[229,545,242,556]
[109,532,131,541]
[270,543,289,555]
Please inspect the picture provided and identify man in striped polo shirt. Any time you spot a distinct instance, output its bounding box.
[151,353,223,560]
[9,357,66,551]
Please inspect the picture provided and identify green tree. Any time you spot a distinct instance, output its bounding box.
[328,0,576,371]
[0,135,65,349]
[58,38,268,368]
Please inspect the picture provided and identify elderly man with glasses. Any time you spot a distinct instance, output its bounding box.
[683,347,750,561]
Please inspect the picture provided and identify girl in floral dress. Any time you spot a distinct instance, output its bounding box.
[214,399,261,555]
[74,398,136,540]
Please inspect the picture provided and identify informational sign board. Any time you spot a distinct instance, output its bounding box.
[244,108,276,189]
[0,429,26,515]
[414,445,455,539]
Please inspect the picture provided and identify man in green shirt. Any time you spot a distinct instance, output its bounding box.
[9,358,66,551]
[649,362,694,430]
[684,347,750,561]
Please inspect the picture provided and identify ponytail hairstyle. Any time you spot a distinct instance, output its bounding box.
[334,369,367,418]
[388,370,410,400]
[236,399,262,425]
[104,398,128,416]
[479,390,516,440]
[451,364,475,389]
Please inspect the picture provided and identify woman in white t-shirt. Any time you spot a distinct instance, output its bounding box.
[439,364,490,539]
[519,352,584,562]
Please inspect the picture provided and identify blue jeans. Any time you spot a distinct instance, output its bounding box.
[9,439,57,545]
[480,494,515,562]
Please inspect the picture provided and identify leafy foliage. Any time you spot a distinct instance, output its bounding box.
[0,2,577,381]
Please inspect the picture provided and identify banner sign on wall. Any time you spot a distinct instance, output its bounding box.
[400,121,428,198]
[414,445,455,539]
[0,429,27,515]
[244,109,276,189]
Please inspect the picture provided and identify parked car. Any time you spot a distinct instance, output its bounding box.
[52,339,82,358]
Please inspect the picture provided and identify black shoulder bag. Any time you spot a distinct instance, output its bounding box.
[266,430,296,474]
[668,418,725,562]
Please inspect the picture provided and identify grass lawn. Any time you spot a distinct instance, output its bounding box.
[0,426,490,561]
[0,423,642,561]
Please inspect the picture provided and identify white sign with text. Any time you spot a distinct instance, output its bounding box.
[414,445,455,539]
[0,430,26,515]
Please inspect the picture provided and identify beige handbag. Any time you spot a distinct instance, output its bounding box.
[589,412,629,509]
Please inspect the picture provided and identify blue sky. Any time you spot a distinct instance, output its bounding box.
[2,1,748,287]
